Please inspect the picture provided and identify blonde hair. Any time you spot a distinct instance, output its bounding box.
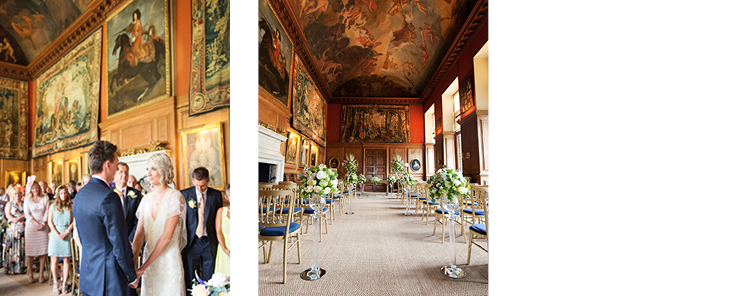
[8,185,24,202]
[25,181,41,199]
[147,153,174,186]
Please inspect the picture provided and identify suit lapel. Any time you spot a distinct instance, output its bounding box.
[122,187,129,216]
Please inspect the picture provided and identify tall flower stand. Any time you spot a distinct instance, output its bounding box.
[301,194,327,281]
[440,197,466,279]
[345,185,354,215]
[403,184,412,216]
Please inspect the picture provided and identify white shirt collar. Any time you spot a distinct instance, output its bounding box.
[92,175,108,184]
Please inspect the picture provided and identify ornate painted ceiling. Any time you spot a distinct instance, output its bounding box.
[288,0,478,98]
[0,0,94,66]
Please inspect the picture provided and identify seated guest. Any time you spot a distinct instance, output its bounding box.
[39,181,53,200]
[25,180,50,283]
[76,182,83,192]
[4,185,26,274]
[47,186,74,294]
[215,184,230,276]
[127,175,143,192]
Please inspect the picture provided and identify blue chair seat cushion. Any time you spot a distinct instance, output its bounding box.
[304,208,328,214]
[470,223,487,235]
[259,207,274,213]
[435,209,460,215]
[427,201,441,205]
[418,197,427,200]
[463,208,485,215]
[325,198,334,204]
[333,195,342,199]
[276,207,302,214]
[260,222,301,236]
[410,194,417,197]
[343,190,349,194]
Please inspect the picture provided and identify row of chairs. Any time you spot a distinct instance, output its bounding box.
[258,180,356,283]
[404,181,489,265]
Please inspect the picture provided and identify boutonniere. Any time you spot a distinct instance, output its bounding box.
[188,200,196,209]
[127,191,137,199]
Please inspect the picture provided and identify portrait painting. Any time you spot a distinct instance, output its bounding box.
[66,157,81,183]
[0,77,28,160]
[292,55,326,146]
[5,171,26,188]
[459,75,475,115]
[180,122,227,190]
[288,0,478,97]
[339,105,411,143]
[285,130,300,165]
[298,137,309,168]
[258,0,293,108]
[0,0,94,65]
[328,157,339,168]
[50,159,64,186]
[410,159,421,172]
[106,0,171,118]
[34,29,101,157]
[189,0,230,116]
[310,143,318,166]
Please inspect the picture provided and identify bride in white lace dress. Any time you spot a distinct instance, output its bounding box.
[132,154,187,296]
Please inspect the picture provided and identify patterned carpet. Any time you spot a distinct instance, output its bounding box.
[259,192,489,295]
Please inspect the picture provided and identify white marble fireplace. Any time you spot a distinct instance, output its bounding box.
[258,125,287,183]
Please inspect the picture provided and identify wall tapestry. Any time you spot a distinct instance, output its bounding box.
[189,0,230,116]
[106,0,171,118]
[0,77,28,160]
[339,105,410,143]
[34,28,101,158]
[292,54,326,146]
[179,122,227,190]
[459,75,474,115]
[258,0,292,108]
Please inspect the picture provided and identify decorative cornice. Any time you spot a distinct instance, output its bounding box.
[27,0,128,79]
[419,0,488,103]
[271,0,333,102]
[0,61,30,80]
[329,97,421,105]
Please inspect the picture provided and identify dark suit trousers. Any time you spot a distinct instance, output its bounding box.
[183,236,214,289]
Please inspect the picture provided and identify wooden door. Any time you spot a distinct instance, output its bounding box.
[364,149,387,192]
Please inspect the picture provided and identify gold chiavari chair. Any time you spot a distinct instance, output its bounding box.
[70,238,81,296]
[259,182,276,190]
[467,192,488,264]
[273,184,303,225]
[432,195,467,244]
[463,186,488,228]
[258,189,302,284]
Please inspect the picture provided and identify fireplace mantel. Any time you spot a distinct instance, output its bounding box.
[258,125,287,182]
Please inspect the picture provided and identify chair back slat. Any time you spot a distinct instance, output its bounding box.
[259,189,295,227]
[259,182,276,190]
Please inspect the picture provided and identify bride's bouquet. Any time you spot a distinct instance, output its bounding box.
[191,272,230,296]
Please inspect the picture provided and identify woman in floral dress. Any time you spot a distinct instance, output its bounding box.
[3,185,26,274]
[24,181,49,283]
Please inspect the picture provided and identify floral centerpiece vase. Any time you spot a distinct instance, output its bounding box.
[299,164,337,281]
[428,165,470,279]
[440,195,465,279]
[345,184,354,215]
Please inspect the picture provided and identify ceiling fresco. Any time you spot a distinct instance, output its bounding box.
[0,0,93,66]
[289,0,477,98]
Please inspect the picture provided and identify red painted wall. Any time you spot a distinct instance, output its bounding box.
[326,103,425,144]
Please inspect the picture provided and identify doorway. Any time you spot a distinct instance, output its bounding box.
[364,149,387,192]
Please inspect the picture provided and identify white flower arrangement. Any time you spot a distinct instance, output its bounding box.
[299,164,339,199]
[342,153,358,175]
[191,272,229,296]
[400,172,416,187]
[391,154,406,173]
[427,165,471,204]
[356,174,366,185]
[344,172,358,186]
[387,174,397,183]
[371,176,382,185]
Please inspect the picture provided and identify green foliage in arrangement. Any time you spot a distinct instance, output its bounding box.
[427,165,470,204]
[299,164,339,199]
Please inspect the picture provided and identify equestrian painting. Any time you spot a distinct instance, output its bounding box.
[105,0,171,118]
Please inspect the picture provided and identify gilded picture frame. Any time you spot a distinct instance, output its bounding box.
[285,130,300,165]
[310,142,318,166]
[50,159,64,186]
[105,0,171,118]
[179,122,227,190]
[298,137,309,168]
[66,157,82,183]
[5,171,26,188]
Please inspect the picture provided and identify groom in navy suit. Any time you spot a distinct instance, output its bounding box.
[181,167,223,288]
[73,141,138,295]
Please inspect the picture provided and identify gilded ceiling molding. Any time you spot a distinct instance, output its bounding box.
[0,61,30,80]
[329,97,421,105]
[420,0,488,103]
[271,0,333,102]
[28,0,129,79]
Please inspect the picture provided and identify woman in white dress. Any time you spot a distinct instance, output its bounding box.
[132,153,187,295]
